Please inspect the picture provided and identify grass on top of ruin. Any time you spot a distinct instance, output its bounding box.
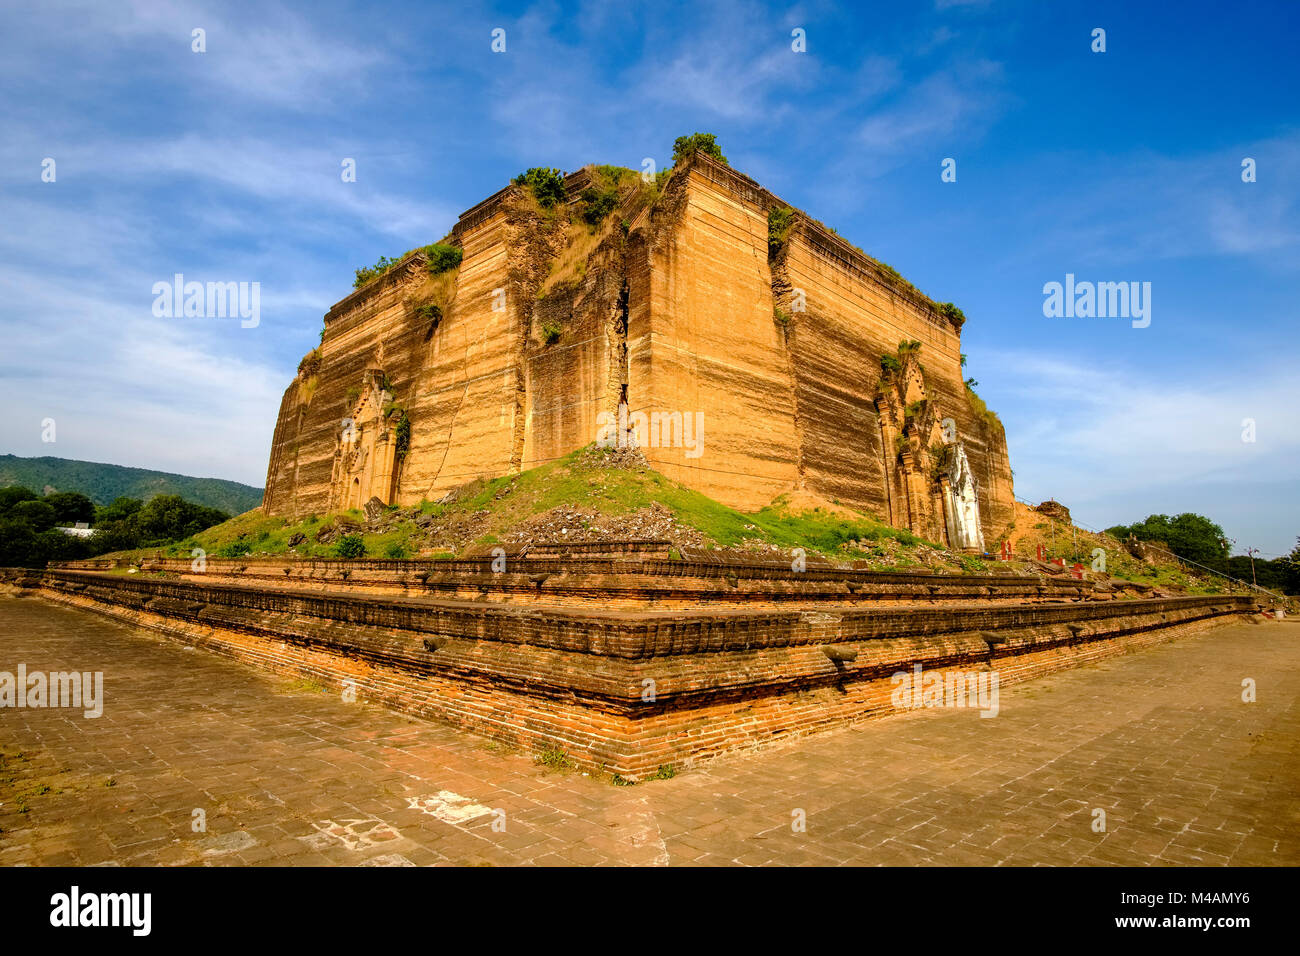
[92,446,1243,594]
[96,445,981,571]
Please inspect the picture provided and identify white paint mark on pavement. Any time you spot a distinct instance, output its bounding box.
[300,818,401,851]
[407,790,494,825]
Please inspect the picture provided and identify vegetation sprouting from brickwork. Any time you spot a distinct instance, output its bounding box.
[880,340,922,380]
[672,133,727,167]
[537,166,641,298]
[578,166,636,227]
[393,413,411,458]
[513,167,568,208]
[297,348,322,377]
[353,242,462,289]
[936,302,966,326]
[378,400,411,462]
[965,383,1003,434]
[353,254,404,288]
[768,205,795,256]
[579,185,618,226]
[423,242,463,275]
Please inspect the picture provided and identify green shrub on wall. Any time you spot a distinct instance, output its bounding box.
[671,133,727,166]
[580,185,619,226]
[424,242,462,275]
[768,206,795,255]
[353,242,462,289]
[513,167,568,208]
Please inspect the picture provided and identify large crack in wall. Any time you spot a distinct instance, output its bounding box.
[769,216,807,490]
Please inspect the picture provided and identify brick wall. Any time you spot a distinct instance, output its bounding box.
[6,566,1257,779]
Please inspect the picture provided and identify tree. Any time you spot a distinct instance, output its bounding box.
[8,499,58,532]
[336,535,366,558]
[0,519,37,567]
[31,529,92,566]
[1107,512,1230,571]
[672,133,727,167]
[44,491,96,525]
[96,496,143,525]
[512,167,568,208]
[0,486,39,511]
[1283,537,1300,595]
[0,487,228,568]
[131,495,229,544]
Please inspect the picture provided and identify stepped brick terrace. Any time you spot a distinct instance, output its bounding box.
[3,547,1265,779]
[1,593,1295,867]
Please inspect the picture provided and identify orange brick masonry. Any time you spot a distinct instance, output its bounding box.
[1,594,1295,866]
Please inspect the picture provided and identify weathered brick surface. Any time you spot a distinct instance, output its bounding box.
[55,554,1111,608]
[3,597,1294,867]
[259,153,1016,551]
[4,564,1257,779]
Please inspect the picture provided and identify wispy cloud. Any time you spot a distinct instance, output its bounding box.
[983,349,1300,550]
[76,0,389,109]
[0,274,281,485]
[999,132,1300,267]
[854,59,1007,171]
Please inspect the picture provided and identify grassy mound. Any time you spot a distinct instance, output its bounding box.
[98,448,1261,598]
[113,446,981,572]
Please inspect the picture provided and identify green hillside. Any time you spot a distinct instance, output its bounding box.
[0,455,263,515]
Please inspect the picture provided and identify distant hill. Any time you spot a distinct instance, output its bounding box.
[0,455,263,515]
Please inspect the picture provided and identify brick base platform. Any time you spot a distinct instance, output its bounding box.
[2,564,1259,779]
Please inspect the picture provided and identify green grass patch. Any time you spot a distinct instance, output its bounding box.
[103,445,970,568]
[534,747,577,773]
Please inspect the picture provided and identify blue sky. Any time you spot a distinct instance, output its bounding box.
[1,0,1297,556]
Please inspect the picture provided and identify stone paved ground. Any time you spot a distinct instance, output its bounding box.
[1,594,1297,866]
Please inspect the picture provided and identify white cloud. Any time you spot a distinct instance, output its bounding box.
[0,134,457,241]
[93,0,387,109]
[854,59,1006,170]
[982,349,1300,551]
[0,274,280,486]
[1003,133,1300,267]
